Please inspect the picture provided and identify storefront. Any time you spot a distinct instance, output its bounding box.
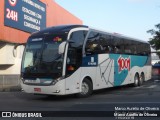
[0,0,82,91]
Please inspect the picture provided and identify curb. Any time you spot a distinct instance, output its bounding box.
[0,86,21,92]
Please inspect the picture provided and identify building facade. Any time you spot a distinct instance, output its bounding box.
[0,0,82,91]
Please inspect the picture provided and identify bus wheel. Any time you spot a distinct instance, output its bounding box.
[133,74,139,87]
[139,73,145,86]
[77,78,93,98]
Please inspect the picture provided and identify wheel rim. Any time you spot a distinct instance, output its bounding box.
[135,75,139,86]
[81,82,89,95]
[141,74,145,81]
[140,74,145,85]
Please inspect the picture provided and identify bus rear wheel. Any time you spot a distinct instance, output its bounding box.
[133,74,139,87]
[77,78,93,98]
[139,73,145,86]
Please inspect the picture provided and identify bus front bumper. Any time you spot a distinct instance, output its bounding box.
[21,81,66,95]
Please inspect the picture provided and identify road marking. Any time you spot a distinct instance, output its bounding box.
[132,86,143,89]
[133,84,158,89]
[154,80,160,82]
[146,85,157,89]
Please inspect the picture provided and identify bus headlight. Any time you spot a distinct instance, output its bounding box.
[52,80,58,85]
[52,76,65,85]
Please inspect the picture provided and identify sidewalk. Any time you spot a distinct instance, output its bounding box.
[0,75,21,92]
[0,86,21,92]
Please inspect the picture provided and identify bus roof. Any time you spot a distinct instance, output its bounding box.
[31,25,88,36]
[89,27,149,44]
[31,24,149,44]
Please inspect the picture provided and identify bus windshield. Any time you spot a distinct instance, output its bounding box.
[21,34,67,79]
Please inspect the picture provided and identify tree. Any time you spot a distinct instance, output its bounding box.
[147,23,160,56]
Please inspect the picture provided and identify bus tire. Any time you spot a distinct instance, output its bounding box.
[139,73,145,86]
[133,73,139,87]
[77,78,93,98]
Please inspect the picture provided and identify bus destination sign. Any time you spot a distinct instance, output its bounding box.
[4,0,46,33]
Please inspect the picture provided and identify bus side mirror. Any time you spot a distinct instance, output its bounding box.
[59,41,67,54]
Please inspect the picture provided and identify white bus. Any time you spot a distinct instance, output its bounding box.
[21,25,152,97]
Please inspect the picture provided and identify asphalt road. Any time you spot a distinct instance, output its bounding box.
[0,79,160,120]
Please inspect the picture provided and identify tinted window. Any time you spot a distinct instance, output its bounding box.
[110,37,124,54]
[70,30,87,47]
[85,31,101,55]
[137,42,150,55]
[123,39,137,54]
[85,31,150,56]
[85,31,113,55]
[99,34,112,53]
[85,32,124,55]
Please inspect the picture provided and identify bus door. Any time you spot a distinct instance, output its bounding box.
[65,30,87,94]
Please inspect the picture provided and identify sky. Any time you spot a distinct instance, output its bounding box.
[55,0,160,41]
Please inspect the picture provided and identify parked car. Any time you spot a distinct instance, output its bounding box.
[152,62,160,79]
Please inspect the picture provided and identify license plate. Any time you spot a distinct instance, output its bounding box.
[34,88,41,92]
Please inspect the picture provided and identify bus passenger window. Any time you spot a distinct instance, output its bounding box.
[70,31,87,47]
[104,46,112,53]
[114,46,119,53]
[85,31,101,55]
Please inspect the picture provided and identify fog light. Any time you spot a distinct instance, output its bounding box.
[53,90,60,93]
